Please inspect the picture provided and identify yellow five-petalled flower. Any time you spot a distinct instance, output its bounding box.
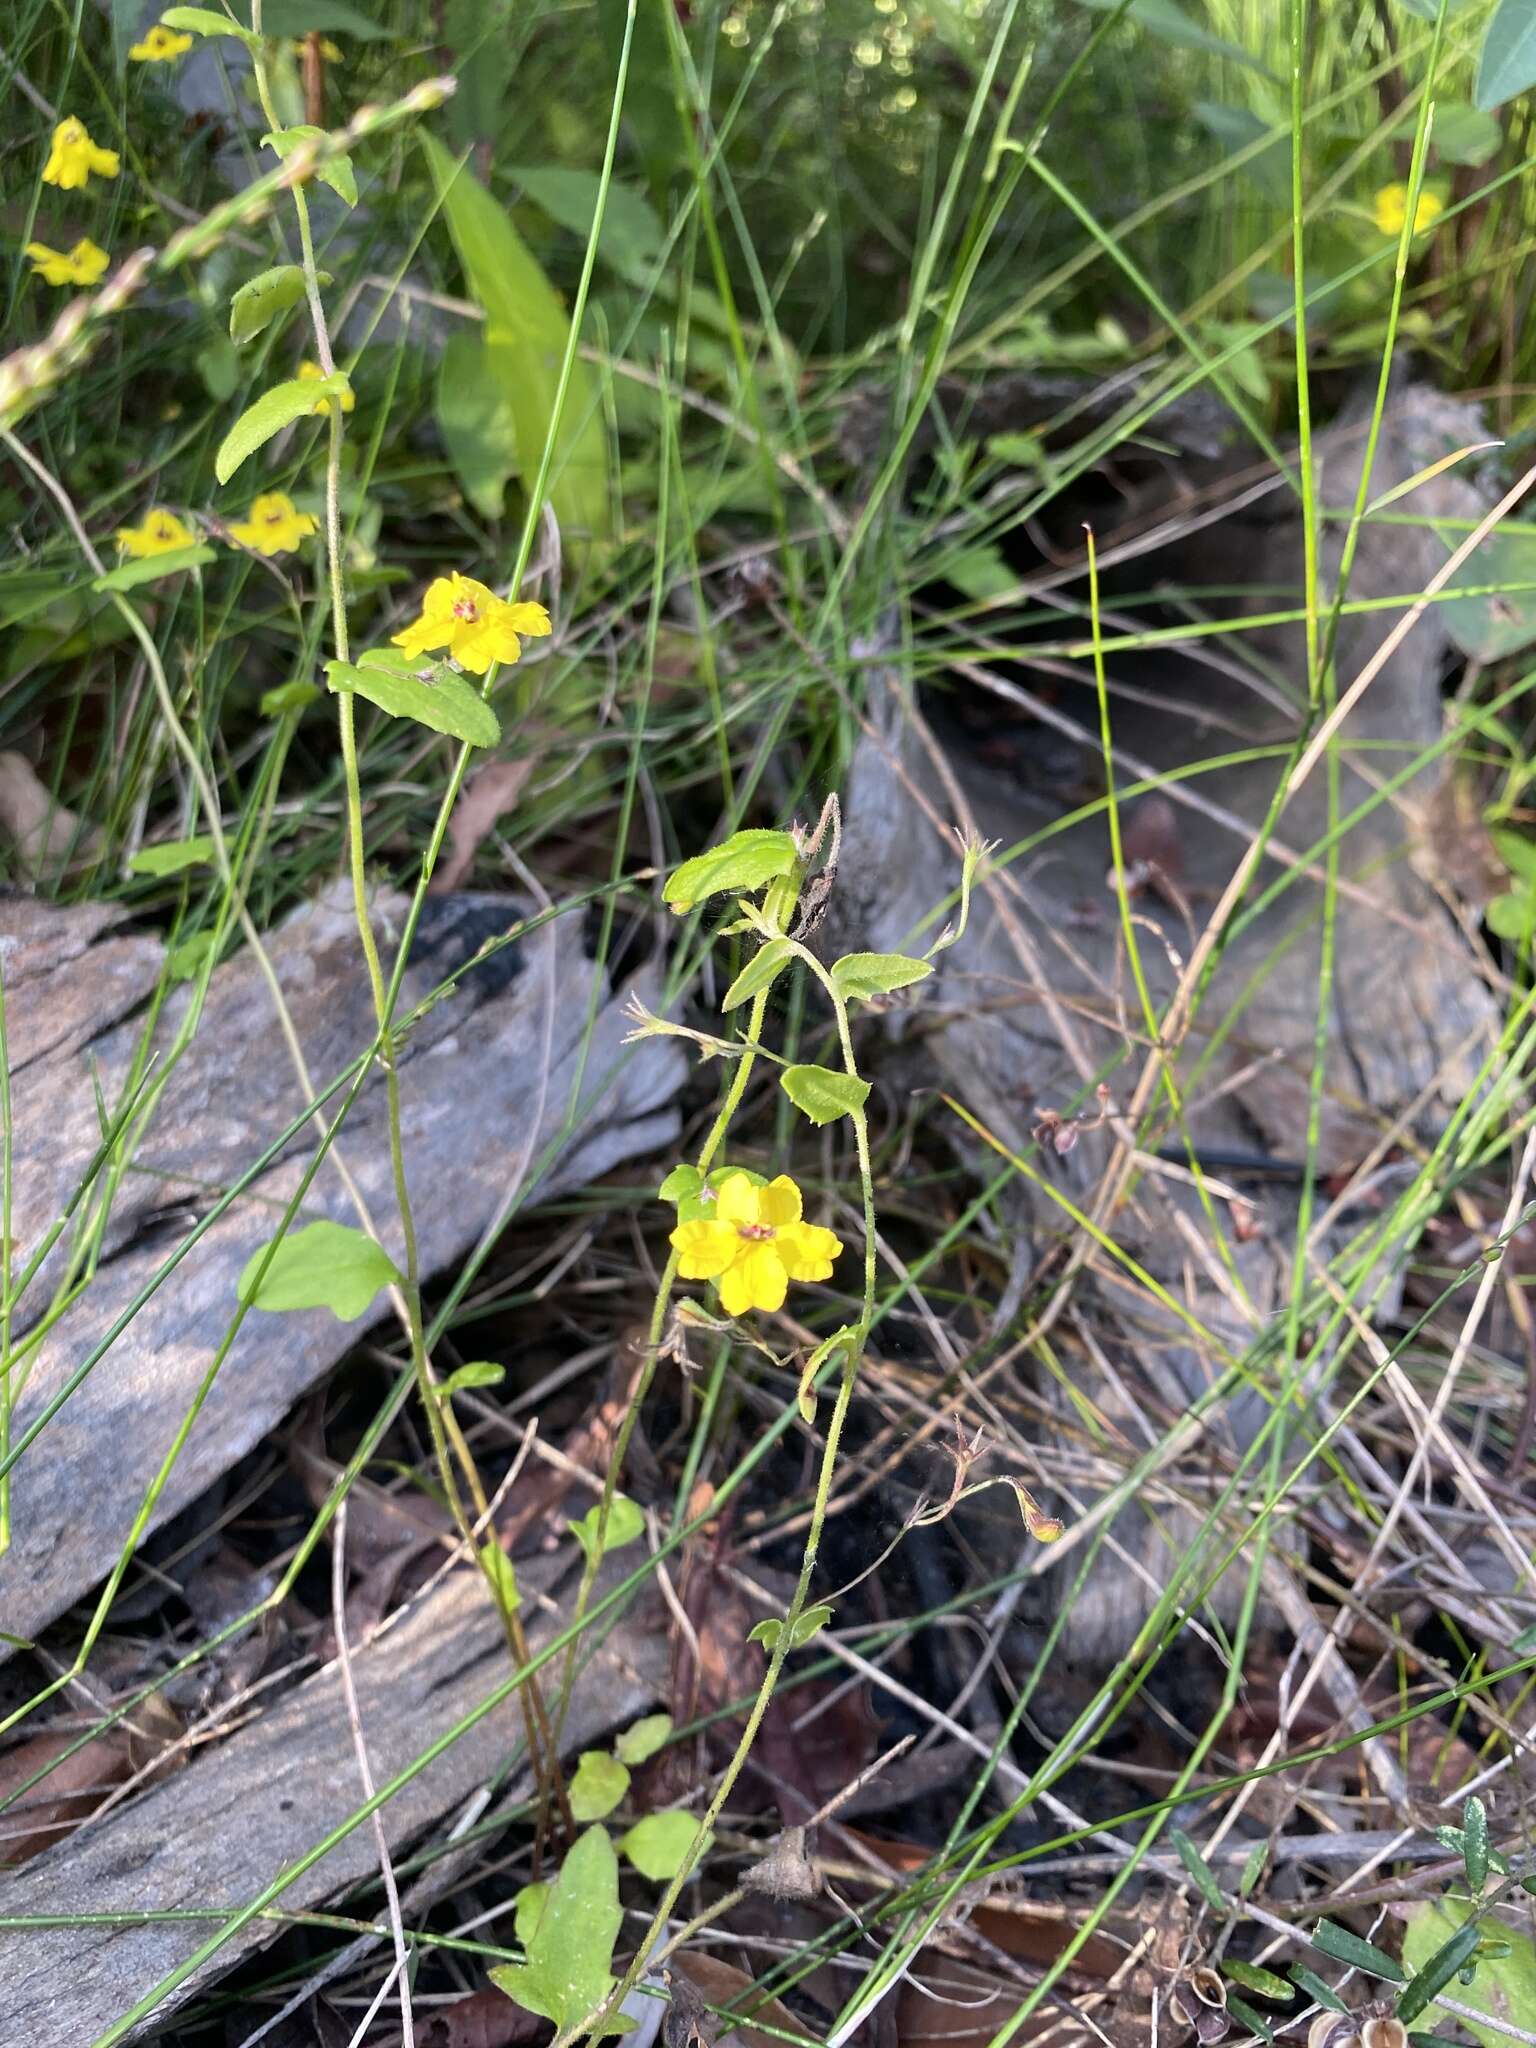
[43,117,120,190]
[671,1172,843,1317]
[390,572,551,677]
[228,491,318,557]
[1373,183,1442,238]
[129,22,194,60]
[117,508,196,557]
[25,237,109,286]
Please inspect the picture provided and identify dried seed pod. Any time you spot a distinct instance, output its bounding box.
[1193,2004,1229,2045]
[1306,2014,1360,2048]
[1359,2017,1407,2048]
[1188,1968,1227,2010]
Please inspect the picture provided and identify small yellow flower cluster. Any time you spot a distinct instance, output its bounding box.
[391,572,551,676]
[1373,183,1443,238]
[116,492,319,561]
[671,1172,843,1316]
[29,116,119,291]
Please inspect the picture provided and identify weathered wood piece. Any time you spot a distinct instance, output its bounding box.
[0,886,683,1654]
[0,1554,668,2042]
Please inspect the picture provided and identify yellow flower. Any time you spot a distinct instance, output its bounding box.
[42,117,121,191]
[116,507,196,557]
[289,34,343,58]
[228,491,318,557]
[24,237,109,286]
[298,359,355,416]
[1373,183,1443,237]
[390,573,551,677]
[670,1172,843,1317]
[128,21,193,59]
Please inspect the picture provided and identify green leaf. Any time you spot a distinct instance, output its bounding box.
[444,0,515,146]
[238,0,389,35]
[93,546,216,592]
[129,834,215,876]
[722,937,796,1011]
[215,374,350,484]
[1399,1917,1486,2025]
[614,1713,672,1766]
[1237,1841,1268,1898]
[1437,528,1536,660]
[1512,1620,1536,1654]
[260,679,321,716]
[167,930,218,982]
[1225,1998,1274,2045]
[324,648,501,749]
[1464,1795,1490,1891]
[512,165,666,287]
[422,132,610,552]
[621,1810,709,1882]
[196,335,240,402]
[749,1602,833,1651]
[568,1492,645,1570]
[780,1063,870,1127]
[440,1360,505,1397]
[228,264,325,344]
[1432,101,1502,166]
[1311,1920,1406,1983]
[479,1539,519,1614]
[489,1826,623,2032]
[513,1881,550,1947]
[1221,1961,1293,2002]
[663,829,798,911]
[436,329,519,520]
[658,1165,702,1204]
[238,1219,400,1321]
[1288,1967,1348,2014]
[1169,1827,1224,1912]
[830,952,933,1002]
[946,541,1016,603]
[261,126,358,204]
[569,1750,630,1822]
[159,5,261,48]
[1487,891,1536,942]
[1493,827,1536,883]
[1477,0,1536,108]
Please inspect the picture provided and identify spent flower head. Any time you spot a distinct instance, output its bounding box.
[671,1171,842,1317]
[117,507,196,557]
[1373,182,1442,237]
[129,22,193,59]
[228,491,318,557]
[43,117,120,190]
[391,572,551,677]
[24,238,109,287]
[298,358,355,416]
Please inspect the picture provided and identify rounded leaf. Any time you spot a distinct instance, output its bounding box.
[569,1750,630,1823]
[325,649,501,749]
[238,1219,401,1322]
[830,951,933,1002]
[780,1063,870,1126]
[664,829,797,911]
[621,1810,710,1883]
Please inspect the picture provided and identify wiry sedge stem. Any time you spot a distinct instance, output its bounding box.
[246,12,565,1823]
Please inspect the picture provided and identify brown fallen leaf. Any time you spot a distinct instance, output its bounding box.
[0,1695,181,1864]
[668,1952,812,2048]
[432,756,537,895]
[0,750,101,882]
[409,1986,547,2047]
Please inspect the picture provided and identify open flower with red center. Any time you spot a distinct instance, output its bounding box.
[670,1171,842,1316]
[42,117,120,190]
[116,507,196,557]
[228,491,318,557]
[390,573,551,676]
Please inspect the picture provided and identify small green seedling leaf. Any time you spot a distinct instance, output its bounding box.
[1237,1840,1268,1898]
[1311,1919,1406,1982]
[160,5,260,47]
[325,648,500,749]
[479,1539,519,1614]
[748,1618,782,1649]
[621,1810,710,1882]
[658,1164,703,1204]
[1169,1826,1224,1912]
[260,679,320,716]
[440,1360,505,1397]
[93,545,215,591]
[569,1750,630,1822]
[216,373,351,483]
[749,1602,833,1652]
[780,1063,870,1126]
[129,834,214,876]
[664,828,797,911]
[568,1492,645,1570]
[722,936,796,1011]
[490,1825,625,2031]
[167,930,217,982]
[614,1713,671,1766]
[1464,1794,1490,1891]
[1221,1961,1293,2002]
[238,1219,400,1321]
[830,952,933,1002]
[262,124,358,204]
[229,264,332,344]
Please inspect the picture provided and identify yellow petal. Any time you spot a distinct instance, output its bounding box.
[670,1219,738,1280]
[719,1244,788,1315]
[503,600,552,637]
[759,1175,803,1228]
[713,1172,760,1227]
[778,1221,842,1282]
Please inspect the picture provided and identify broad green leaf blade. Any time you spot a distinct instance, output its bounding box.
[614,1713,671,1766]
[568,1492,645,1569]
[422,132,611,552]
[489,1825,622,2030]
[229,264,321,344]
[1477,0,1536,107]
[621,1811,710,1882]
[160,5,260,47]
[1399,1918,1484,2025]
[261,126,358,204]
[780,1063,870,1126]
[238,1219,401,1321]
[436,329,518,519]
[512,165,666,286]
[658,1165,703,1204]
[93,546,215,591]
[830,951,932,1002]
[129,834,214,876]
[569,1750,630,1822]
[664,829,798,911]
[325,649,501,749]
[1431,101,1502,166]
[1311,1919,1406,1982]
[216,374,350,483]
[722,937,795,1011]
